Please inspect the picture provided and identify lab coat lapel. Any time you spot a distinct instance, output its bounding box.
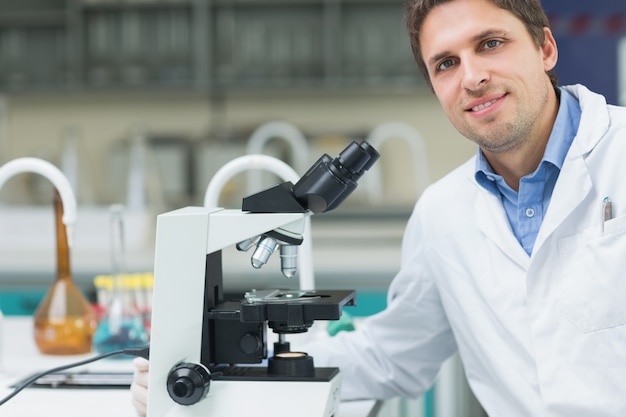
[475,189,530,269]
[533,84,602,254]
[533,142,592,255]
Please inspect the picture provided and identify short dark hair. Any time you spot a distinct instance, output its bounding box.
[405,0,558,89]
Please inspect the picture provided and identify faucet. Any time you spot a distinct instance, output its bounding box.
[204,154,315,291]
[364,121,430,205]
[0,157,77,247]
[245,121,309,194]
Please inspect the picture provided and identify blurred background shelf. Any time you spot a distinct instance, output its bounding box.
[0,0,423,93]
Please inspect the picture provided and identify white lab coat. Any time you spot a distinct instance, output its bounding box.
[305,84,626,416]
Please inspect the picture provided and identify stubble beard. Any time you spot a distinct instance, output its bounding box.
[467,118,530,154]
[460,88,549,155]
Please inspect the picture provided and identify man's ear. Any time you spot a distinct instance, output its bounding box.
[542,27,558,72]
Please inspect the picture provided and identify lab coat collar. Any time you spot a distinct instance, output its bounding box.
[560,84,609,155]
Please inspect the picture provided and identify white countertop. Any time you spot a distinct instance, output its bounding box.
[0,316,379,417]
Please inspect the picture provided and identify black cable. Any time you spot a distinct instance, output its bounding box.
[0,345,149,407]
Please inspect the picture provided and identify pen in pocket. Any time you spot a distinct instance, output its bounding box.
[602,196,613,232]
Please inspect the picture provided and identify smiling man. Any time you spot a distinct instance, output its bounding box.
[131,1,626,416]
[420,0,559,186]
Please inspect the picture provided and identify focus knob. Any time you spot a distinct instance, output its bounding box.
[166,362,212,406]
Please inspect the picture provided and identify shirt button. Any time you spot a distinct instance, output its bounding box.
[486,175,495,181]
[525,207,535,218]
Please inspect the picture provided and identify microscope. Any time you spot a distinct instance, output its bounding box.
[147,141,379,417]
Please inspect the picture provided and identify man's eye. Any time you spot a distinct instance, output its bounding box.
[437,59,455,71]
[484,39,501,49]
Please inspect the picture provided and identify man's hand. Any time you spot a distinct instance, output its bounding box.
[131,357,150,417]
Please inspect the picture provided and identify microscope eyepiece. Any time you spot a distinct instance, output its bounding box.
[242,140,379,214]
[292,140,380,213]
[333,140,379,182]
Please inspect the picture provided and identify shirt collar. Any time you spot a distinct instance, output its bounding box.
[474,87,582,194]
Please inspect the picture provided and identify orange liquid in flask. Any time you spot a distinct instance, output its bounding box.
[33,190,97,354]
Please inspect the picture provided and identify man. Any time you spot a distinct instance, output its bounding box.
[131,0,626,415]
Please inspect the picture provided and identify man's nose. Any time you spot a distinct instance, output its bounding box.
[460,57,490,91]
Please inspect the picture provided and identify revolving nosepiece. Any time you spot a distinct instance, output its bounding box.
[250,237,299,279]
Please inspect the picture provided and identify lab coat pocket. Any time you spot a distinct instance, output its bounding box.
[559,217,626,333]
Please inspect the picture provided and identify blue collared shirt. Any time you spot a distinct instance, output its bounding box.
[474,88,581,255]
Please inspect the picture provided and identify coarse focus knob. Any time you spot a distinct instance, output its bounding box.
[240,332,262,354]
[166,362,212,406]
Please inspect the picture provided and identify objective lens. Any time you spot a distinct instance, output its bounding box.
[236,236,258,252]
[251,236,278,269]
[279,244,298,278]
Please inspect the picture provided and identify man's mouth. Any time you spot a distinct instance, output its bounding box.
[470,99,498,112]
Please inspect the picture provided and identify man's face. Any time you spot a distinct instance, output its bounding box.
[419,0,557,154]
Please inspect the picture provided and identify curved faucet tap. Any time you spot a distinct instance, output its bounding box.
[245,121,309,194]
[365,121,430,205]
[0,157,77,247]
[204,154,315,291]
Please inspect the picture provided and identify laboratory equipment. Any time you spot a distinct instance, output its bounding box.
[0,157,85,355]
[93,272,154,333]
[33,190,97,355]
[147,141,379,417]
[93,205,149,355]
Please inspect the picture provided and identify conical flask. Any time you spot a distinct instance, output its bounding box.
[33,190,97,355]
[92,204,148,356]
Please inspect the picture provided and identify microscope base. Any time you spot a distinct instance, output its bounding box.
[160,371,342,417]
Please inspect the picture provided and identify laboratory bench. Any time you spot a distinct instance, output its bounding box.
[0,316,381,417]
